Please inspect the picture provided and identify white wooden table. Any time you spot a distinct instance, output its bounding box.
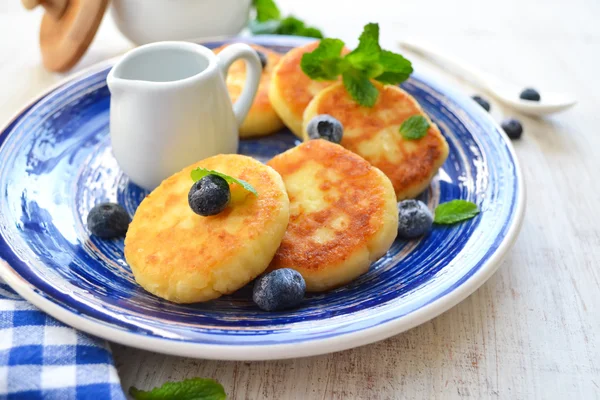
[1,1,599,398]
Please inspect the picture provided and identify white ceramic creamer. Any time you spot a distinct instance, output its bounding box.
[106,41,261,190]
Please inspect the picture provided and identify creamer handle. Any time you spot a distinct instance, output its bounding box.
[217,43,261,126]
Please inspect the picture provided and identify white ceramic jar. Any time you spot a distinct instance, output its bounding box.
[110,0,252,45]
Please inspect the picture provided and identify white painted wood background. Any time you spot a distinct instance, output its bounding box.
[1,0,599,398]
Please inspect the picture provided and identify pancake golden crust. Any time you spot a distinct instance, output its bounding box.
[303,82,449,200]
[267,139,398,291]
[214,44,284,137]
[125,154,290,303]
[269,42,348,138]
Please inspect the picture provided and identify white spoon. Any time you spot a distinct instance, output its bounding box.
[398,39,577,117]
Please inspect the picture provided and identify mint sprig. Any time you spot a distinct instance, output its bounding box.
[300,23,413,107]
[129,378,226,400]
[300,38,347,80]
[191,168,258,196]
[253,0,281,22]
[376,50,413,84]
[250,0,323,38]
[342,69,379,108]
[399,115,430,140]
[345,23,382,71]
[434,200,480,224]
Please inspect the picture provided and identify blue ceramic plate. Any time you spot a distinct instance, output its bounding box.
[0,36,524,360]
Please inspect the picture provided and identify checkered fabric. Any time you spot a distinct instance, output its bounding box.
[0,281,126,399]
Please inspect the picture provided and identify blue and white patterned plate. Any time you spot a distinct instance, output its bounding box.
[0,36,524,360]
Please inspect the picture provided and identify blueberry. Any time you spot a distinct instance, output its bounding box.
[87,203,130,238]
[519,88,541,101]
[256,50,268,69]
[306,114,344,143]
[472,95,491,112]
[501,118,523,139]
[253,269,306,311]
[397,200,433,239]
[188,175,231,216]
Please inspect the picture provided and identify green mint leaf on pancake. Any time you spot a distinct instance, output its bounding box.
[300,23,413,107]
[375,50,413,84]
[433,200,480,224]
[300,38,348,80]
[129,377,226,400]
[345,23,382,69]
[342,70,379,107]
[399,115,430,140]
[253,0,281,22]
[191,168,258,196]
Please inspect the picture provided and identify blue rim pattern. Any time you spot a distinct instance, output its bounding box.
[0,36,522,349]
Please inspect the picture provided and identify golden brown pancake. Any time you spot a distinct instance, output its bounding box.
[125,154,290,303]
[269,41,349,138]
[303,82,449,200]
[267,139,398,291]
[214,44,284,137]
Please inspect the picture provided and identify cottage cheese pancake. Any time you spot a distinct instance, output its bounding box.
[269,42,348,138]
[214,44,284,137]
[125,154,290,303]
[303,82,449,200]
[267,139,398,291]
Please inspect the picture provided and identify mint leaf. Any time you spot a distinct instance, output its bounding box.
[249,17,323,38]
[342,70,379,107]
[276,16,305,35]
[299,23,414,107]
[300,38,348,80]
[434,200,480,224]
[272,16,323,38]
[399,115,430,140]
[345,23,381,69]
[191,168,258,196]
[129,378,226,400]
[250,1,323,38]
[253,0,280,22]
[299,26,324,39]
[363,63,385,79]
[375,50,413,84]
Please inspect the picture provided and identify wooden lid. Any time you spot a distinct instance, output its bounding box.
[22,0,109,72]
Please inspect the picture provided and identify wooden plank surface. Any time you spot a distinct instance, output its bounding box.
[0,0,598,398]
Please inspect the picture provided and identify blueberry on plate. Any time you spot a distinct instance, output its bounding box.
[501,118,523,139]
[87,203,130,238]
[253,269,306,311]
[188,174,231,216]
[519,88,541,101]
[397,199,433,239]
[306,114,344,144]
[255,50,268,69]
[472,95,491,112]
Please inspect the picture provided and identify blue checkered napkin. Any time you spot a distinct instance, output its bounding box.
[0,281,126,399]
